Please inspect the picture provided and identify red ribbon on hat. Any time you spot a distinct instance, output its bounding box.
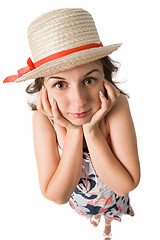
[3,42,103,83]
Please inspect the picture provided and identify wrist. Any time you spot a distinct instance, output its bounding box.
[67,125,83,135]
[83,124,100,136]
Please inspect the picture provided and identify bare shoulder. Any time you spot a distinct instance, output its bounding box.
[32,110,48,124]
[107,94,131,129]
[109,94,130,115]
[32,110,55,132]
[32,110,57,147]
[107,94,140,185]
[107,93,138,160]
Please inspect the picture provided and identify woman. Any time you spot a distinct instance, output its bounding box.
[3,8,140,239]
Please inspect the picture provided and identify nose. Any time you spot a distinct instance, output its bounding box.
[70,86,87,110]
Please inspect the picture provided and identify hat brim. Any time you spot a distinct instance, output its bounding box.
[16,43,122,83]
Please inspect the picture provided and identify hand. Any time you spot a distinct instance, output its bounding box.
[36,87,82,132]
[83,80,120,133]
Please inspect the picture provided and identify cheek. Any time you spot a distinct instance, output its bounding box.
[89,94,100,114]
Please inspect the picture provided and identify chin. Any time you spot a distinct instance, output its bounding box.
[69,116,92,126]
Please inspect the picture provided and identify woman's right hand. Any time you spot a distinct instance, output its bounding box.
[36,87,82,132]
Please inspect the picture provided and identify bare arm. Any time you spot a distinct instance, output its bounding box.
[83,93,140,196]
[32,110,83,204]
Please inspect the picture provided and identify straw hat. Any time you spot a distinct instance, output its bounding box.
[4,8,122,83]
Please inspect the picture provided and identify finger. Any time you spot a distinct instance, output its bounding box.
[51,99,60,120]
[103,81,116,99]
[104,80,120,97]
[89,91,109,125]
[103,81,117,102]
[115,87,121,98]
[107,81,121,97]
[51,99,70,127]
[37,89,45,112]
[41,87,52,115]
[99,91,109,112]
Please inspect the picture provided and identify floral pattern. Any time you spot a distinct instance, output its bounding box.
[69,148,134,221]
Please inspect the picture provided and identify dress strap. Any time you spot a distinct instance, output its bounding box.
[103,232,112,239]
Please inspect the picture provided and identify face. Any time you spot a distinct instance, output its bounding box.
[44,61,105,125]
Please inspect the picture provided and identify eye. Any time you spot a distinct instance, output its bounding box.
[84,77,97,85]
[53,81,67,89]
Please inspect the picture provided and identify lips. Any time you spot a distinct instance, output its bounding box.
[70,110,90,119]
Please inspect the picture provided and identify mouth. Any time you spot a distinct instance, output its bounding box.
[69,110,91,119]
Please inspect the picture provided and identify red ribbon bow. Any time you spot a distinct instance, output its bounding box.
[3,58,35,83]
[3,42,103,83]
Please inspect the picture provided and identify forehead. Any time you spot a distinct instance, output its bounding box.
[64,60,103,74]
[44,60,103,81]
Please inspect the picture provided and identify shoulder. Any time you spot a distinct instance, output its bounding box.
[32,110,47,129]
[32,110,52,126]
[106,93,137,150]
[32,110,56,136]
[32,109,47,121]
[106,93,138,156]
[107,94,131,130]
[110,93,130,114]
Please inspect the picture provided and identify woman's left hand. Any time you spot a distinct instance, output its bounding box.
[83,80,120,133]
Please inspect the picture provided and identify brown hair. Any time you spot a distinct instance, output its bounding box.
[25,56,129,110]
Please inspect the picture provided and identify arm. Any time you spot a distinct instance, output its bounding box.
[46,125,83,204]
[83,94,140,196]
[32,111,83,205]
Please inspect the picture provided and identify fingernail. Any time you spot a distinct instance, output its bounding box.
[99,91,104,97]
[103,79,109,83]
[42,86,45,92]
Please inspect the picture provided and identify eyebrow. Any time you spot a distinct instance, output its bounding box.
[84,69,101,77]
[47,76,64,81]
[47,69,101,82]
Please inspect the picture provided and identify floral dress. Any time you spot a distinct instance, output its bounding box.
[69,135,134,221]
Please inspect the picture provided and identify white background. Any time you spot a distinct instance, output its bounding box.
[0,0,159,239]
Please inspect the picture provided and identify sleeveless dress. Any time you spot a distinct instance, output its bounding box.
[55,124,134,222]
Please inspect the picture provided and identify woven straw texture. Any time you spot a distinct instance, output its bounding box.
[16,8,121,82]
